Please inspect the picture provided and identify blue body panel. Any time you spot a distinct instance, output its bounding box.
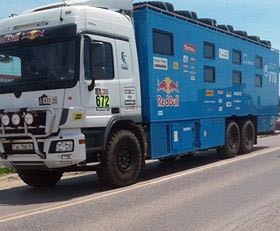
[134,7,279,158]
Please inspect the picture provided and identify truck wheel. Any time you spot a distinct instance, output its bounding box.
[159,156,177,163]
[17,170,63,187]
[217,121,240,158]
[97,130,142,188]
[239,120,255,154]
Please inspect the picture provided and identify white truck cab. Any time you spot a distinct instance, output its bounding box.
[0,0,143,187]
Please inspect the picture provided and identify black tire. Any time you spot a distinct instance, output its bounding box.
[134,2,174,12]
[239,120,255,154]
[97,130,142,188]
[159,156,177,163]
[17,170,63,187]
[218,121,241,158]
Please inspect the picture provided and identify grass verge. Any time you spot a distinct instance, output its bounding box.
[0,167,16,176]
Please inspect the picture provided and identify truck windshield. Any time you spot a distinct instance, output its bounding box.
[0,39,76,92]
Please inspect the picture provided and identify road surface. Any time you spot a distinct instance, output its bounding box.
[0,134,280,231]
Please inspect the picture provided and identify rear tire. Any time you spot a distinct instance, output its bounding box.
[239,120,255,154]
[218,121,240,159]
[97,130,142,188]
[17,170,63,187]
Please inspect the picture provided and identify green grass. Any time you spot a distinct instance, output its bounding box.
[0,167,16,176]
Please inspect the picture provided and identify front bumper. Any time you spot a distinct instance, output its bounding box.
[0,129,86,169]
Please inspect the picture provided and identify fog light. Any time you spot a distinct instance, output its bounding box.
[11,113,21,126]
[55,141,74,153]
[1,114,10,126]
[24,113,34,126]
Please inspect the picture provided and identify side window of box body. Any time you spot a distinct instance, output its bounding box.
[153,29,174,56]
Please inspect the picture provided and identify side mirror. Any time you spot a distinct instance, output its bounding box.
[84,37,107,91]
[84,36,95,91]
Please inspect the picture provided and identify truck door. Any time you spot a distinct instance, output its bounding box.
[81,35,120,125]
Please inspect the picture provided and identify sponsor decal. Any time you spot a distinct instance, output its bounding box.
[22,30,45,40]
[38,94,57,106]
[0,33,21,44]
[234,100,242,103]
[269,71,277,84]
[226,91,232,98]
[157,77,179,107]
[218,99,223,104]
[158,111,163,116]
[264,65,269,77]
[205,90,214,97]
[226,102,232,108]
[204,100,216,104]
[243,53,254,66]
[71,112,85,121]
[219,48,229,60]
[95,88,110,111]
[153,57,168,70]
[173,62,179,70]
[233,91,242,96]
[217,90,224,95]
[121,52,129,70]
[219,106,223,112]
[183,55,188,63]
[190,76,196,81]
[123,87,136,111]
[183,44,196,53]
[190,57,196,63]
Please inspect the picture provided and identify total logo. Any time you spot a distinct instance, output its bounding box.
[157,77,180,107]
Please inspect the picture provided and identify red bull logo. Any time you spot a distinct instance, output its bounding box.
[157,77,179,95]
[22,30,45,40]
[157,77,180,107]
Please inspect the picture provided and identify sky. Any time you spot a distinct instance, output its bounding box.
[0,0,279,50]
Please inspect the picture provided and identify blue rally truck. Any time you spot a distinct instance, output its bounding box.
[0,0,278,187]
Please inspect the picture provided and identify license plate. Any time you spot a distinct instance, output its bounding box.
[12,144,34,151]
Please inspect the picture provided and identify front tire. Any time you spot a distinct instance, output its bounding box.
[239,120,255,154]
[17,170,63,187]
[97,130,142,188]
[218,121,240,159]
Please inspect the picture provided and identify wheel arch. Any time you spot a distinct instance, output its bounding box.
[104,117,146,160]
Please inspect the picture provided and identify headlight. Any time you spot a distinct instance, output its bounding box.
[1,114,10,126]
[55,141,74,153]
[24,113,34,126]
[11,113,21,126]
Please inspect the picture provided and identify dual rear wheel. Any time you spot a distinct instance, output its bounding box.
[218,119,255,158]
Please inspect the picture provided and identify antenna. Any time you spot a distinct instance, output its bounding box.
[60,0,66,21]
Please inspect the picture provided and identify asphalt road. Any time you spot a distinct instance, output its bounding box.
[0,134,280,231]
